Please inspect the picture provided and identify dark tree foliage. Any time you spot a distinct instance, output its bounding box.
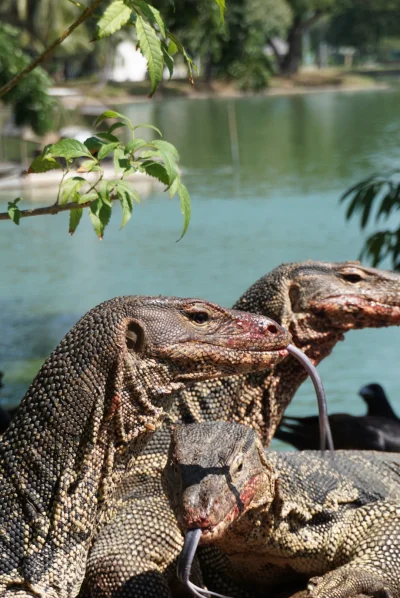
[327,0,400,51]
[0,24,55,135]
[341,171,400,271]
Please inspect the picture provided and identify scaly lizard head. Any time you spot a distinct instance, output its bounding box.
[235,261,400,334]
[164,421,274,543]
[122,296,290,383]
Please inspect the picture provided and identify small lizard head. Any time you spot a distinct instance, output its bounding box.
[163,421,275,543]
[122,296,291,384]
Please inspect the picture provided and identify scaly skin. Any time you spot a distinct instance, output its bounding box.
[84,262,400,598]
[0,295,290,598]
[166,422,400,598]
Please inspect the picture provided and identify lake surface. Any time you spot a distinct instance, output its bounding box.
[1,88,400,448]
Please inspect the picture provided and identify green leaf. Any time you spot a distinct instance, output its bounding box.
[113,146,126,175]
[168,39,178,55]
[136,16,164,97]
[98,180,112,206]
[177,181,191,240]
[151,140,179,183]
[111,180,140,229]
[94,110,132,129]
[28,155,62,173]
[49,139,92,160]
[152,139,179,159]
[69,208,83,235]
[84,136,105,154]
[214,0,225,24]
[79,191,98,204]
[133,123,162,136]
[89,196,112,239]
[108,121,128,134]
[161,42,174,80]
[98,142,120,160]
[60,176,86,205]
[361,186,378,229]
[125,139,153,153]
[96,0,132,39]
[112,179,140,203]
[7,198,22,225]
[97,132,120,143]
[340,175,375,202]
[141,161,169,184]
[131,0,166,37]
[167,32,198,82]
[139,149,161,159]
[77,159,98,173]
[118,191,133,229]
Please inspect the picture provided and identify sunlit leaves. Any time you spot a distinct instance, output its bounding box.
[60,176,86,205]
[7,198,21,225]
[16,110,191,239]
[69,208,83,235]
[136,16,164,97]
[48,139,92,160]
[177,181,191,241]
[96,0,132,39]
[214,0,226,24]
[28,155,62,173]
[341,169,400,270]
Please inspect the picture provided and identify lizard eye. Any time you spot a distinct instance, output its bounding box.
[233,459,244,474]
[342,273,363,283]
[188,311,210,324]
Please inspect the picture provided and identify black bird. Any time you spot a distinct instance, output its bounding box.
[275,383,400,451]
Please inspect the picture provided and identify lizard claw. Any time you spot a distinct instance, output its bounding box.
[307,568,394,598]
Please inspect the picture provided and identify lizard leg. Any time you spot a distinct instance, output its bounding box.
[308,566,395,598]
[308,514,400,598]
[86,491,184,598]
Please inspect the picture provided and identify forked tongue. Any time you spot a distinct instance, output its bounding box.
[287,344,334,453]
[177,345,334,598]
[177,529,230,598]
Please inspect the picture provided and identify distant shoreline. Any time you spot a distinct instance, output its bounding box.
[59,74,391,111]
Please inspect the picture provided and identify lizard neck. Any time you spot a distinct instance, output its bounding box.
[178,313,342,446]
[0,349,183,597]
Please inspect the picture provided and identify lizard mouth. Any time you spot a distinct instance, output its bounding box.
[187,510,238,544]
[311,295,400,327]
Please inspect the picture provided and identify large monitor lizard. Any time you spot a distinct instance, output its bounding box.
[84,262,400,598]
[167,421,400,598]
[0,295,292,598]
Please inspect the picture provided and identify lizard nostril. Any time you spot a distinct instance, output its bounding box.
[267,324,278,334]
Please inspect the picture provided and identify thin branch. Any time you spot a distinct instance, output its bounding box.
[300,11,323,32]
[266,38,283,69]
[0,196,117,222]
[0,0,106,99]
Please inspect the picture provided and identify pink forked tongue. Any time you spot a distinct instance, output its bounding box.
[287,344,334,453]
[177,528,231,598]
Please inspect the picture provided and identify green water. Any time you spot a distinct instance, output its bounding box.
[1,88,400,446]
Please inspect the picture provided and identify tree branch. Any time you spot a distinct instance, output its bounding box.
[0,0,106,99]
[300,11,323,32]
[266,38,283,69]
[0,196,117,222]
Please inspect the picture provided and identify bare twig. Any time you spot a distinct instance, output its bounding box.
[0,0,106,99]
[0,195,117,222]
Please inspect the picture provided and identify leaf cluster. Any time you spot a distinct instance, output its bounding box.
[95,0,206,95]
[8,110,191,240]
[341,170,400,270]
